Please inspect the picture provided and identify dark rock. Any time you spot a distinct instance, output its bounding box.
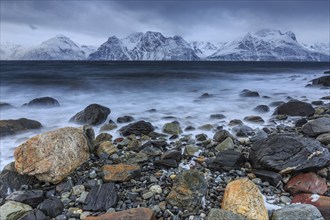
[154,159,178,168]
[83,183,118,211]
[317,133,330,145]
[120,120,154,136]
[271,204,324,220]
[210,114,226,119]
[162,121,182,135]
[273,100,315,116]
[207,150,245,171]
[269,101,285,107]
[116,116,135,123]
[312,101,324,106]
[161,150,182,162]
[250,129,268,142]
[249,133,330,174]
[184,126,196,131]
[25,97,60,107]
[228,119,243,126]
[95,133,113,144]
[321,96,330,100]
[232,125,254,137]
[0,118,42,137]
[6,190,44,208]
[38,197,64,218]
[295,118,308,127]
[0,102,14,110]
[70,104,110,126]
[199,93,213,98]
[252,170,282,186]
[254,105,270,113]
[19,209,51,220]
[240,89,260,97]
[151,140,167,148]
[324,71,330,74]
[244,115,264,123]
[195,133,208,141]
[213,130,233,142]
[312,76,330,86]
[302,117,330,137]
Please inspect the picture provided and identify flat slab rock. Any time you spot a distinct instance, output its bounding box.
[85,208,156,220]
[249,133,330,174]
[102,164,140,182]
[83,183,118,211]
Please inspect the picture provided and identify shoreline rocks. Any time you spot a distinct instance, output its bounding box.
[0,118,42,137]
[70,104,110,125]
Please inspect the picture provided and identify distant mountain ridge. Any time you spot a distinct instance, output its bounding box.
[1,29,329,61]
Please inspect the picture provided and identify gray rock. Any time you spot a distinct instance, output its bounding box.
[210,114,226,119]
[244,115,265,123]
[207,150,245,171]
[317,133,330,145]
[252,170,282,186]
[83,183,118,211]
[0,201,32,220]
[0,118,42,137]
[213,130,233,142]
[162,121,182,135]
[38,197,64,218]
[19,209,51,220]
[254,105,270,113]
[232,125,254,137]
[206,208,246,220]
[302,117,330,137]
[312,76,330,87]
[274,100,315,116]
[5,190,44,208]
[269,101,285,107]
[240,89,260,97]
[70,104,110,125]
[215,137,234,151]
[271,204,324,220]
[117,115,134,123]
[120,120,154,136]
[25,97,60,107]
[0,102,14,110]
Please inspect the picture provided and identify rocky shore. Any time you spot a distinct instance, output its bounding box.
[0,75,330,220]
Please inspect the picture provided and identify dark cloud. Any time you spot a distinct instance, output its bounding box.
[0,0,329,46]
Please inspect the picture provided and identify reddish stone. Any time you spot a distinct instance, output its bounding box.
[114,137,124,143]
[292,193,330,220]
[102,164,140,182]
[85,208,156,220]
[285,172,327,196]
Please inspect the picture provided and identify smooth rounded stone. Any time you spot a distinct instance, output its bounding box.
[117,115,134,123]
[321,95,330,100]
[269,101,285,107]
[95,141,118,157]
[0,118,42,137]
[244,115,264,123]
[240,89,260,97]
[154,159,178,168]
[213,130,233,142]
[195,133,208,141]
[85,208,156,220]
[0,102,14,110]
[291,194,330,219]
[210,114,226,119]
[295,118,308,127]
[5,189,44,208]
[285,172,327,196]
[232,125,254,137]
[252,170,282,187]
[198,124,213,131]
[14,126,94,184]
[185,126,196,131]
[317,133,330,145]
[221,178,268,220]
[120,120,154,136]
[25,97,60,107]
[162,121,182,135]
[102,164,140,182]
[100,123,118,132]
[38,197,64,218]
[0,201,32,220]
[250,129,268,142]
[206,208,246,220]
[70,104,110,126]
[149,185,162,194]
[161,150,182,162]
[228,119,243,126]
[19,209,51,220]
[166,170,207,212]
[273,100,315,116]
[271,204,324,220]
[215,137,234,151]
[83,183,118,212]
[312,76,330,86]
[249,133,330,174]
[254,105,270,113]
[207,150,245,171]
[184,145,200,156]
[302,118,330,137]
[95,133,113,143]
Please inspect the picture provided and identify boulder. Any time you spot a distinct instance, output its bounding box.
[83,183,118,211]
[5,190,44,208]
[206,208,246,220]
[271,204,324,220]
[213,129,233,142]
[249,133,330,174]
[37,197,64,218]
[254,105,270,113]
[285,172,327,196]
[317,133,330,145]
[221,178,268,220]
[161,150,182,162]
[117,115,134,123]
[269,101,285,107]
[0,118,42,137]
[240,89,260,97]
[14,126,94,183]
[0,201,32,220]
[166,170,207,211]
[207,150,245,171]
[70,104,110,125]
[302,118,330,137]
[25,97,60,107]
[19,209,51,220]
[215,137,234,151]
[252,170,282,187]
[0,102,14,110]
[162,121,182,135]
[95,141,118,157]
[273,100,315,116]
[312,76,330,86]
[120,120,154,136]
[85,208,156,220]
[154,159,178,168]
[232,125,254,137]
[244,115,264,123]
[102,164,140,182]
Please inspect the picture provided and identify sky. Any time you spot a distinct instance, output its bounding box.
[0,0,329,47]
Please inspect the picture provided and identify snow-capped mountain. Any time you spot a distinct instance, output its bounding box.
[302,43,330,56]
[190,41,221,58]
[79,45,98,57]
[88,31,200,61]
[208,29,329,61]
[0,42,26,60]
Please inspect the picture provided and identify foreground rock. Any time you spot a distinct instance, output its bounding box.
[120,120,154,136]
[166,170,207,211]
[249,133,330,174]
[292,194,330,220]
[5,189,44,208]
[102,164,140,182]
[274,100,315,116]
[302,117,330,137]
[83,183,117,211]
[85,208,156,220]
[37,197,64,218]
[0,201,32,220]
[207,150,245,171]
[312,76,330,86]
[0,118,42,137]
[70,104,110,125]
[25,97,60,107]
[221,178,268,220]
[271,204,324,220]
[19,209,50,220]
[14,126,94,183]
[206,208,246,220]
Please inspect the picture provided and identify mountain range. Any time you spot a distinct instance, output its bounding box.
[1,29,329,61]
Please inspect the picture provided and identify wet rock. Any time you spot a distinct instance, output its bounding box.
[199,93,213,98]
[95,141,118,157]
[70,104,110,125]
[317,133,330,145]
[228,119,243,126]
[207,150,245,171]
[100,122,117,132]
[19,209,51,220]
[120,120,154,136]
[38,197,64,218]
[162,121,182,135]
[312,76,330,86]
[215,137,234,151]
[154,159,178,168]
[161,150,182,162]
[232,125,254,137]
[206,208,246,220]
[117,115,134,123]
[166,170,207,211]
[102,164,140,182]
[198,124,213,131]
[85,208,156,220]
[25,97,60,107]
[221,178,268,220]
[195,133,208,141]
[274,100,315,116]
[249,133,330,174]
[240,89,260,97]
[0,201,32,220]
[302,118,330,137]
[83,183,118,212]
[185,126,196,131]
[252,170,282,186]
[295,118,308,127]
[0,118,42,137]
[291,194,330,220]
[269,101,285,107]
[285,172,327,196]
[254,105,270,113]
[210,114,226,119]
[271,204,324,220]
[244,115,265,123]
[5,190,44,208]
[184,145,200,156]
[0,102,14,110]
[213,129,233,142]
[250,129,268,142]
[95,133,113,143]
[312,101,324,106]
[14,126,94,183]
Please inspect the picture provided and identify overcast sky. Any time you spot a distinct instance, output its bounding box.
[1,0,329,46]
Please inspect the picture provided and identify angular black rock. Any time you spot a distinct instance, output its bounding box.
[154,159,178,168]
[26,97,60,107]
[273,100,315,116]
[19,209,50,220]
[252,170,282,186]
[249,133,330,174]
[38,196,64,218]
[312,76,330,86]
[70,104,110,126]
[83,182,118,211]
[6,190,44,208]
[120,120,154,136]
[161,150,182,162]
[207,150,245,171]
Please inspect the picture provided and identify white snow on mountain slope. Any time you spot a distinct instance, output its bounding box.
[79,44,98,57]
[302,43,330,55]
[190,41,221,58]
[0,42,26,60]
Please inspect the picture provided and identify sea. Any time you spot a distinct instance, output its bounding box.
[1,61,329,169]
